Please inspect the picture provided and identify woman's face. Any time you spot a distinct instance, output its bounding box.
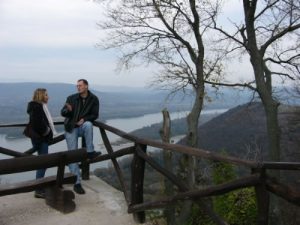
[43,92,49,103]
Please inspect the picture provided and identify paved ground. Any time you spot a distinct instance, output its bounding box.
[0,176,149,225]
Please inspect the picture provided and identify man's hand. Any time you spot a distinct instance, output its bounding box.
[65,103,72,112]
[76,118,84,126]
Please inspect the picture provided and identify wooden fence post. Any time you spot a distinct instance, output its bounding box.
[56,154,66,188]
[160,109,176,225]
[131,143,147,223]
[81,137,90,180]
[253,168,269,225]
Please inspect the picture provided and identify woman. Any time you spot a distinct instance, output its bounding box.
[26,88,57,198]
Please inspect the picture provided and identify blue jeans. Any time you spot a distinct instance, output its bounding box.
[65,121,94,184]
[31,139,48,179]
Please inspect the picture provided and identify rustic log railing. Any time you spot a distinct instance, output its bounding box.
[1,121,300,224]
[0,144,87,213]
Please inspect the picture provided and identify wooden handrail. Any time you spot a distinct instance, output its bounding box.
[0,146,29,157]
[0,173,76,197]
[93,121,257,168]
[2,120,300,171]
[93,121,300,170]
[1,120,300,224]
[0,121,64,128]
[128,174,261,213]
[0,149,87,175]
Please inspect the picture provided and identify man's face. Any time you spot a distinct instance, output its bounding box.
[77,81,88,94]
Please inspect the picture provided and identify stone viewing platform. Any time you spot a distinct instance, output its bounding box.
[0,176,147,225]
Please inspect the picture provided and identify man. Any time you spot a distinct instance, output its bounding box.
[61,79,101,194]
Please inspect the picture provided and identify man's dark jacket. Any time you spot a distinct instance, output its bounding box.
[61,91,99,132]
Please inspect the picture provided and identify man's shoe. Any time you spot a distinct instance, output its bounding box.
[34,190,45,199]
[73,183,85,194]
[87,151,102,159]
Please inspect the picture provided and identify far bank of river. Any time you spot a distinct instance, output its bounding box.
[0,109,227,183]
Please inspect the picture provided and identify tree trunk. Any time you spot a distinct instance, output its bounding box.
[243,0,281,164]
[186,87,204,185]
[249,55,281,165]
[177,87,204,224]
[244,2,282,220]
[264,101,280,161]
[259,95,282,225]
[243,0,281,165]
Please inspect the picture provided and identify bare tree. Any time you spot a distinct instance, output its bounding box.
[210,1,300,224]
[96,0,227,224]
[211,0,300,163]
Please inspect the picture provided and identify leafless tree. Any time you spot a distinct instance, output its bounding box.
[211,1,300,224]
[211,0,300,164]
[96,1,227,224]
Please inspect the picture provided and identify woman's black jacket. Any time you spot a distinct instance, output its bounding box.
[27,101,53,142]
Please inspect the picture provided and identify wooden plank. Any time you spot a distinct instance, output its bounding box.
[160,109,176,225]
[81,136,90,180]
[266,176,300,206]
[253,169,269,225]
[0,173,76,196]
[0,147,29,157]
[0,121,63,128]
[0,149,87,175]
[24,134,66,155]
[261,162,300,170]
[136,147,187,191]
[130,144,146,223]
[128,174,260,213]
[93,121,256,168]
[82,145,135,180]
[56,155,67,188]
[99,127,130,204]
[48,133,66,145]
[88,146,135,163]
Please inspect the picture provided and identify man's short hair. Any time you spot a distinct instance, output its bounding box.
[77,79,88,85]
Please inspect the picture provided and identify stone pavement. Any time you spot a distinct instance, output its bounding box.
[0,176,149,225]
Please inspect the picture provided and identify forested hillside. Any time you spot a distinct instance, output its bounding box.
[179,102,300,162]
[95,102,300,224]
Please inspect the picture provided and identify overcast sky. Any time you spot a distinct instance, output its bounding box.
[0,0,157,88]
[0,0,251,88]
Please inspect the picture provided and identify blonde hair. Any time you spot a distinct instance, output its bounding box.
[32,88,47,103]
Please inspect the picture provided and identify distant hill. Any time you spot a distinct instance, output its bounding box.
[0,82,194,124]
[0,82,256,125]
[1,82,298,138]
[178,102,300,162]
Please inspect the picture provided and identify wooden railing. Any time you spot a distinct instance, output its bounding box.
[0,148,86,194]
[0,144,87,213]
[0,122,86,213]
[1,121,300,224]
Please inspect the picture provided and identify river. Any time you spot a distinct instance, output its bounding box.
[0,109,227,183]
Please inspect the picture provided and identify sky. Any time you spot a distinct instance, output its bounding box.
[0,0,156,88]
[0,0,252,88]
